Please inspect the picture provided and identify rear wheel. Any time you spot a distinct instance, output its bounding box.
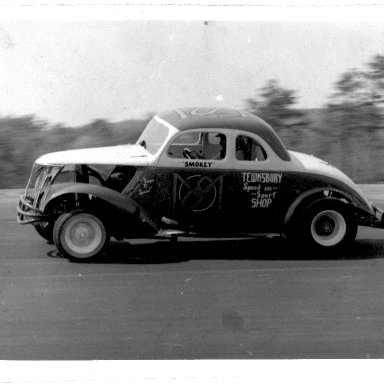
[291,199,357,252]
[310,210,347,247]
[53,211,109,261]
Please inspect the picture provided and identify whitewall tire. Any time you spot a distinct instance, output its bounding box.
[296,199,357,251]
[53,211,109,261]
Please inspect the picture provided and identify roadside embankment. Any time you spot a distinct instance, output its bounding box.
[0,189,24,197]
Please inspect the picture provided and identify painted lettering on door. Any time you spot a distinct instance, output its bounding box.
[242,172,282,209]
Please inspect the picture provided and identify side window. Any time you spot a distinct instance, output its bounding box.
[171,132,200,145]
[235,135,267,161]
[167,131,227,160]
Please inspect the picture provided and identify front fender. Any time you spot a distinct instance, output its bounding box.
[42,182,159,230]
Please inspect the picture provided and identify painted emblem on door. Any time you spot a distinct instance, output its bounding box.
[173,174,224,212]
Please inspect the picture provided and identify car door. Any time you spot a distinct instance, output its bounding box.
[155,129,231,232]
[222,131,288,233]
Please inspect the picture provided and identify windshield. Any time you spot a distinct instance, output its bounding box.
[136,116,173,155]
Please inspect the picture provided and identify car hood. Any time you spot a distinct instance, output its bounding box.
[289,150,372,209]
[36,144,152,166]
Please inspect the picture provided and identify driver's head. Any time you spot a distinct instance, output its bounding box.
[216,133,226,145]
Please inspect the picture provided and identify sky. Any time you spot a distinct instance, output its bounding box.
[1,4,384,126]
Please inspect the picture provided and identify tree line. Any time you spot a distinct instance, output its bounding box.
[246,54,384,183]
[1,54,384,189]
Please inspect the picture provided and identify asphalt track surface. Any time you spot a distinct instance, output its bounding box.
[2,187,384,360]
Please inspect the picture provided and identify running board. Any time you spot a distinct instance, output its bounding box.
[157,229,188,238]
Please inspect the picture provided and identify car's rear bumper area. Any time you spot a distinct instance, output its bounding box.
[16,195,50,224]
[370,204,384,228]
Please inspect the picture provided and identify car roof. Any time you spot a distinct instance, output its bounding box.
[157,107,291,161]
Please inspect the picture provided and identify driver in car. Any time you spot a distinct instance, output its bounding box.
[183,133,226,160]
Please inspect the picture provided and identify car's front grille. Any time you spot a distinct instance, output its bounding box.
[17,164,63,224]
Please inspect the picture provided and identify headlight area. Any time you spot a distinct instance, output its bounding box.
[17,163,137,225]
[17,164,64,224]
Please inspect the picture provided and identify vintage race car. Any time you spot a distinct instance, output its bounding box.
[17,107,384,260]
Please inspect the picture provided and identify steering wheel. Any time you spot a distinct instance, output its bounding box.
[183,148,193,159]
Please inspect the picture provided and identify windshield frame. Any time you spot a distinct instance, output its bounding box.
[136,115,179,156]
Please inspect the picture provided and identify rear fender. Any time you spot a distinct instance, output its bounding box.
[42,182,159,231]
[284,187,375,229]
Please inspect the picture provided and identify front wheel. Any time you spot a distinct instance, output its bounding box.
[53,211,109,261]
[292,200,357,252]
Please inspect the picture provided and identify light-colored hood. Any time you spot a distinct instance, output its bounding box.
[36,144,153,166]
[289,150,371,207]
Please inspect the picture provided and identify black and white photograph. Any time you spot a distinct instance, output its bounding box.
[1,1,384,382]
